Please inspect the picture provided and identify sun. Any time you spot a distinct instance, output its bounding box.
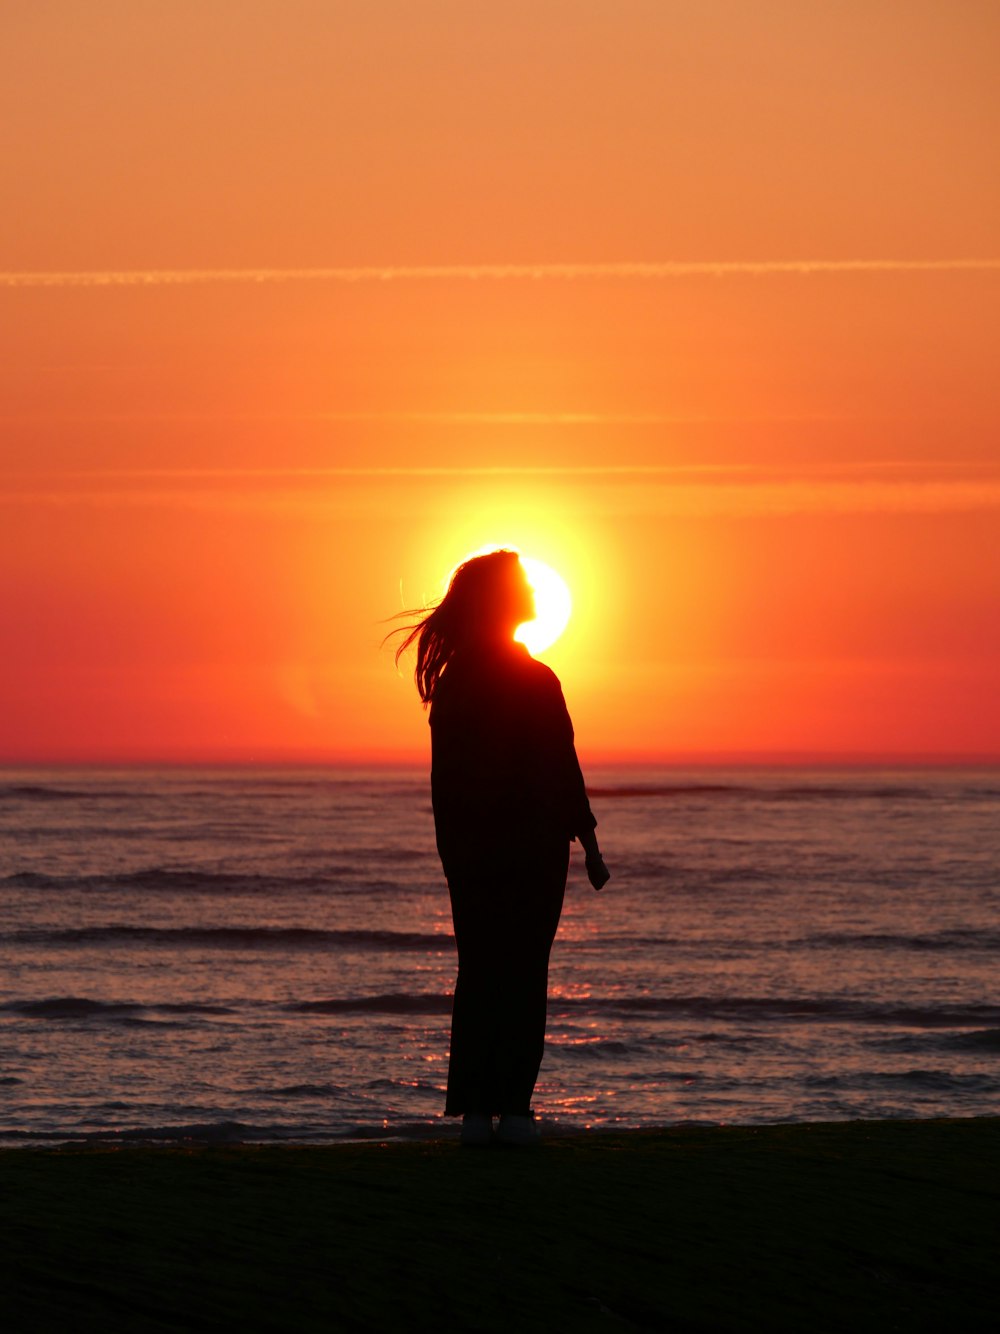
[515,555,572,655]
[448,546,571,655]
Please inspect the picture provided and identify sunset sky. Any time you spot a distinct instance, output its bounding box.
[2,1,998,763]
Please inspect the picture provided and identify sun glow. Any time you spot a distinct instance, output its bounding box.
[515,555,572,655]
[449,547,572,656]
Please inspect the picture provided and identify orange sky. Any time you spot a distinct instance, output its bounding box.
[2,2,999,763]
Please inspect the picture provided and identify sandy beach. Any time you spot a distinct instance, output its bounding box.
[3,1117,997,1332]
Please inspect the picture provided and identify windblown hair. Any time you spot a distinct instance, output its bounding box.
[388,549,521,705]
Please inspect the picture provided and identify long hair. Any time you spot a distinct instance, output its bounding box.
[388,549,523,705]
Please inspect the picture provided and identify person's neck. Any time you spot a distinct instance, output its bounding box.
[466,631,521,653]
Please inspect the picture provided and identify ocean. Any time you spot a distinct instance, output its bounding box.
[1,766,997,1145]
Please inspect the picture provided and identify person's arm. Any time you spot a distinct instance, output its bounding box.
[579,825,610,891]
[527,664,611,889]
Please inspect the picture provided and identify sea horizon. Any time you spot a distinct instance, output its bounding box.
[4,752,1000,771]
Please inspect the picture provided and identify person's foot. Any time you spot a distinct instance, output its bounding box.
[460,1113,494,1147]
[495,1112,541,1146]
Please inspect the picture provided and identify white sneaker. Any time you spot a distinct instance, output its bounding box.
[459,1114,493,1147]
[495,1113,541,1146]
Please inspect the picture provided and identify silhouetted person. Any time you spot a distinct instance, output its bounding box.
[392,550,609,1146]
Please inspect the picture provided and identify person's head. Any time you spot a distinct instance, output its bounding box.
[443,549,535,642]
[389,549,535,704]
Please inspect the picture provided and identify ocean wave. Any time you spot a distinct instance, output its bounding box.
[790,1067,1000,1095]
[770,785,932,801]
[261,1083,347,1098]
[587,784,745,799]
[860,1069,999,1092]
[586,779,1000,800]
[0,784,92,802]
[946,1028,1000,1050]
[0,783,155,802]
[362,1077,443,1094]
[2,868,367,894]
[289,993,453,1015]
[8,990,999,1032]
[338,1120,447,1142]
[284,993,1000,1027]
[804,928,1000,953]
[10,925,453,951]
[573,926,1000,954]
[0,775,412,804]
[555,996,1000,1027]
[0,1120,270,1144]
[1,997,236,1021]
[0,1117,450,1146]
[548,1038,636,1059]
[859,1026,1000,1059]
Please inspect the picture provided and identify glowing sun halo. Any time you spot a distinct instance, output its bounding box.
[515,555,572,655]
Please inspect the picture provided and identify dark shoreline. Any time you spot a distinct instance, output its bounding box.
[3,1117,997,1332]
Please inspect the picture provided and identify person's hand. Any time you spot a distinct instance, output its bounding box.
[586,852,610,891]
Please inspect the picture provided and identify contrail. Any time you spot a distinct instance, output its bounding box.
[5,480,999,518]
[2,259,999,288]
[21,461,999,481]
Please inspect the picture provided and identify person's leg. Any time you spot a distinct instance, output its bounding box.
[445,865,503,1116]
[445,842,569,1119]
[492,840,569,1115]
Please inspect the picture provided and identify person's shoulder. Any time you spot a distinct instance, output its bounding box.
[512,647,564,695]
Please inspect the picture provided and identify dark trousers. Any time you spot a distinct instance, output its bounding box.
[443,840,569,1116]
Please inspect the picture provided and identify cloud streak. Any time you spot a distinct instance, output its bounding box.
[3,259,1000,288]
[0,410,848,427]
[5,478,1000,519]
[14,461,998,481]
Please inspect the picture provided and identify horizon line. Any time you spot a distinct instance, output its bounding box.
[2,751,998,769]
[3,258,1000,288]
[1,757,1000,768]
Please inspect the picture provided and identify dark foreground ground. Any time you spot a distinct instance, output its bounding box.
[2,1118,998,1332]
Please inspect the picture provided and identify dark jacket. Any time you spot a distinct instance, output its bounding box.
[429,641,596,871]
